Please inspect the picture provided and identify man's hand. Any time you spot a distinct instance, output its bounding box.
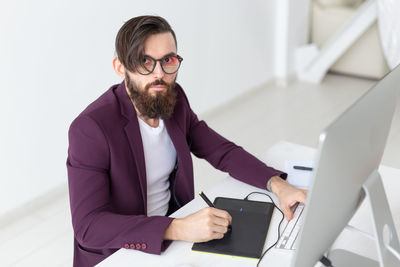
[270,176,307,221]
[163,207,232,242]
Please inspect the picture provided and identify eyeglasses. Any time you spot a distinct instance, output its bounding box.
[135,54,183,75]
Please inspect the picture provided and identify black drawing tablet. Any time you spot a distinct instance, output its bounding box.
[191,197,274,259]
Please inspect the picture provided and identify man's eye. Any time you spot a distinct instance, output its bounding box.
[163,57,171,63]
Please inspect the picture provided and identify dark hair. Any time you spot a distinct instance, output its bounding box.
[115,15,177,72]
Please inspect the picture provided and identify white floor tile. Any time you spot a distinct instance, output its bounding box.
[31,192,71,221]
[10,230,73,267]
[0,215,40,244]
[0,208,72,266]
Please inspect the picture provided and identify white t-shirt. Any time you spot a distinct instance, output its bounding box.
[138,117,177,216]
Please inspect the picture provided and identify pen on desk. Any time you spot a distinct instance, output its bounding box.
[293,165,313,171]
[199,191,232,232]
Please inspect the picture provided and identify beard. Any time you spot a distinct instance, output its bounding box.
[125,75,177,120]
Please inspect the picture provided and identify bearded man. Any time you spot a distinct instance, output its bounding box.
[66,15,306,267]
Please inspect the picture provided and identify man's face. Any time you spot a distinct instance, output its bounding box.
[125,32,178,119]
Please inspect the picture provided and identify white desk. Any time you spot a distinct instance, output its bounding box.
[97,141,400,267]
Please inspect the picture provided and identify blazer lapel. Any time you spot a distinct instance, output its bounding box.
[115,82,148,213]
[164,119,190,162]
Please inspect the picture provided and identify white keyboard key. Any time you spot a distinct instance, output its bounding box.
[276,203,305,250]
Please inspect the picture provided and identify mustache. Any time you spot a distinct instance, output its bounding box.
[144,79,170,91]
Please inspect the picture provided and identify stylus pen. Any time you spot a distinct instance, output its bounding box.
[199,191,232,232]
[293,165,313,171]
[199,191,215,207]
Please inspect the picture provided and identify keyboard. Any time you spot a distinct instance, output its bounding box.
[275,203,305,250]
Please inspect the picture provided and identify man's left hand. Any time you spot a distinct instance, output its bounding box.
[269,176,307,221]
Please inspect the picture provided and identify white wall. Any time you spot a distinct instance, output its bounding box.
[275,0,310,79]
[0,0,276,216]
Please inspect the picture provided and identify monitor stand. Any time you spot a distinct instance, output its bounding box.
[328,170,400,267]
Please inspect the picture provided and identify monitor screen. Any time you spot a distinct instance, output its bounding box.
[292,65,400,267]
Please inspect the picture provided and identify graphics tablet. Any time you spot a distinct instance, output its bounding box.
[191,197,274,259]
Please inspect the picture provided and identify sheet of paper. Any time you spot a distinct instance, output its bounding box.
[284,160,315,189]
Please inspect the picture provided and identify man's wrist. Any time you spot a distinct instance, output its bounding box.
[269,175,287,195]
[163,218,182,241]
[266,178,273,192]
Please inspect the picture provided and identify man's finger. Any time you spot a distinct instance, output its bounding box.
[297,190,307,203]
[210,208,232,223]
[282,205,294,221]
[211,232,224,240]
[212,216,230,228]
[212,224,228,234]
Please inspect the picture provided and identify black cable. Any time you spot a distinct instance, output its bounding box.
[320,256,335,267]
[245,192,335,267]
[244,192,285,267]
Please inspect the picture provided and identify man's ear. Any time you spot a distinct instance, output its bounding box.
[112,57,126,79]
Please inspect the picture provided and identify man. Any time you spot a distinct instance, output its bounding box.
[67,15,306,267]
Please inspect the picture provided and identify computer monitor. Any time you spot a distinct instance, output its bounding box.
[292,65,400,267]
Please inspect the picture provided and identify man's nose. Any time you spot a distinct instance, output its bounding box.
[152,61,164,78]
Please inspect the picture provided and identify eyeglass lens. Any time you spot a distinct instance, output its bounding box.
[138,55,181,75]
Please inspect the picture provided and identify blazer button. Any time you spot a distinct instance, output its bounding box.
[141,243,147,249]
[135,243,141,250]
[124,243,129,249]
[130,244,135,249]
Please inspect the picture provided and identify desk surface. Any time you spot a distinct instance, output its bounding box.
[97,141,400,267]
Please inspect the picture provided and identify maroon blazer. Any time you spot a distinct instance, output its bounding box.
[67,82,286,267]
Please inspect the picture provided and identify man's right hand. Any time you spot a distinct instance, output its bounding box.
[163,207,232,242]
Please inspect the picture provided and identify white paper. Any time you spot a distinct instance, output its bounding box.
[284,160,315,189]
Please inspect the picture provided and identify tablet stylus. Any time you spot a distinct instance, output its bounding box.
[199,191,232,232]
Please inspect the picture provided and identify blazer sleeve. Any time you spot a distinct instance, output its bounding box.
[178,90,287,189]
[67,115,173,254]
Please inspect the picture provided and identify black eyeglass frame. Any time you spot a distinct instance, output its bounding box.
[135,54,183,75]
